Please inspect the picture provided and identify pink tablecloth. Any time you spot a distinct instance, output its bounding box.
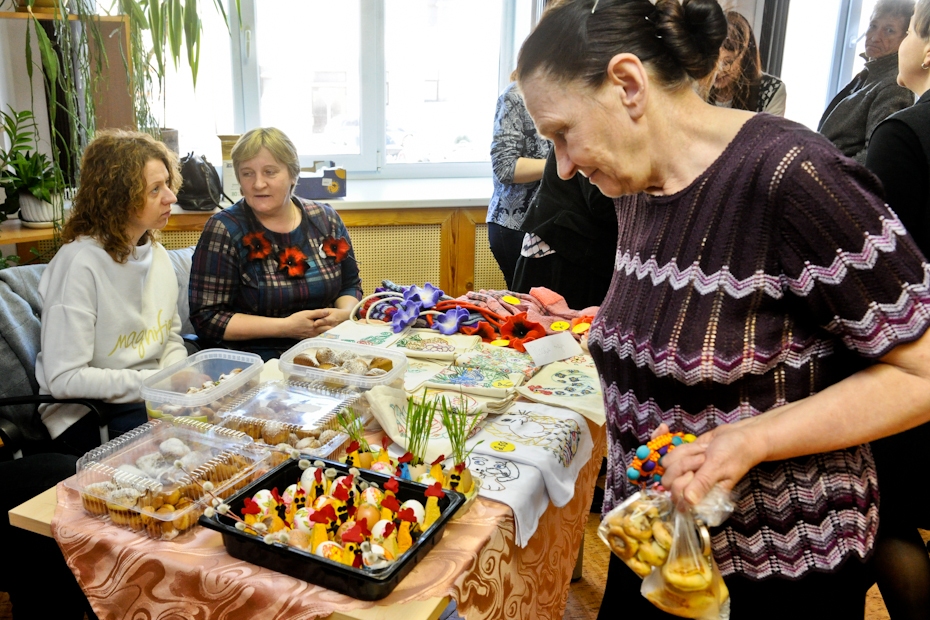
[52,420,605,620]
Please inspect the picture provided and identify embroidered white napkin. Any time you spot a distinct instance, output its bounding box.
[403,358,449,392]
[467,401,593,508]
[516,355,605,426]
[390,330,481,361]
[317,320,408,348]
[453,344,541,381]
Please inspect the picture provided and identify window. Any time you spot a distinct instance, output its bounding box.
[231,0,534,177]
[780,0,900,131]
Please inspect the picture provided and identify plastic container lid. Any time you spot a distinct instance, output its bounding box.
[142,349,263,421]
[216,380,366,458]
[278,339,407,391]
[65,418,274,539]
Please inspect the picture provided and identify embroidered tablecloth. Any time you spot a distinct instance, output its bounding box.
[52,419,606,620]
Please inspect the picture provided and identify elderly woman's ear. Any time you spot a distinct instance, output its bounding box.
[606,53,650,120]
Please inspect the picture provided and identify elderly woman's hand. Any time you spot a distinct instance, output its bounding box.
[311,307,351,335]
[660,419,769,509]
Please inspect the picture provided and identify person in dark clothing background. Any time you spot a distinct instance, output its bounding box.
[864,1,930,618]
[512,149,618,310]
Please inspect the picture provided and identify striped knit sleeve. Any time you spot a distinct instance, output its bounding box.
[189,215,242,343]
[775,140,930,357]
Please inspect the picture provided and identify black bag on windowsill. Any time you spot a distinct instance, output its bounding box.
[176,153,231,211]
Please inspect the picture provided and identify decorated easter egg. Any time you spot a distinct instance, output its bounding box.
[400,499,425,526]
[360,487,383,507]
[416,472,439,487]
[370,461,394,475]
[283,483,299,505]
[292,507,314,532]
[312,494,337,512]
[315,540,344,561]
[287,529,312,551]
[370,519,395,542]
[250,489,277,517]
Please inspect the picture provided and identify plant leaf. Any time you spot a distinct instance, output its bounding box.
[184,0,200,87]
[168,0,183,70]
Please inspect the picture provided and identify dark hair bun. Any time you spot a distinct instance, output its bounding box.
[655,0,728,80]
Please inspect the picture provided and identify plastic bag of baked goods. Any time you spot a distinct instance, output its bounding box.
[597,488,674,578]
[641,508,730,619]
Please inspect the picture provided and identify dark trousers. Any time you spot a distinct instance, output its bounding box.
[487,222,525,291]
[0,454,97,620]
[598,552,871,620]
[52,402,148,457]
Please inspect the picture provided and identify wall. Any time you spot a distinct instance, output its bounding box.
[0,16,52,261]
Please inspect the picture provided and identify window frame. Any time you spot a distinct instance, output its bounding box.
[230,0,527,179]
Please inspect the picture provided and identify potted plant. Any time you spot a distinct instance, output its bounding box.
[0,107,64,228]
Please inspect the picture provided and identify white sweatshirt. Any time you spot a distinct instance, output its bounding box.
[36,236,189,439]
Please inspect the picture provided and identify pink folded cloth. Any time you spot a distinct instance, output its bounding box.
[457,288,599,337]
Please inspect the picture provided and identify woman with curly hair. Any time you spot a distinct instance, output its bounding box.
[35,129,189,455]
[707,11,786,115]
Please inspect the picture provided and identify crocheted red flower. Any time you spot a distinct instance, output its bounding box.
[243,231,272,260]
[499,313,546,352]
[277,246,308,277]
[460,321,496,343]
[321,236,350,264]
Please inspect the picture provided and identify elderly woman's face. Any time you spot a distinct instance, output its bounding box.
[237,147,295,216]
[521,73,643,198]
[865,13,909,59]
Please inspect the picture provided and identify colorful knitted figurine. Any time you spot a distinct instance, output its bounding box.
[626,432,697,484]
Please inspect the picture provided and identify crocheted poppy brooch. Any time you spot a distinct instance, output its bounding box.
[277,246,309,277]
[243,231,272,260]
[320,236,350,264]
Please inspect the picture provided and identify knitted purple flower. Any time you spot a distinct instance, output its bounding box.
[431,307,469,335]
[391,300,422,333]
[403,283,443,309]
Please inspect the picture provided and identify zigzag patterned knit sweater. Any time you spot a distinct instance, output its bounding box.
[590,113,930,581]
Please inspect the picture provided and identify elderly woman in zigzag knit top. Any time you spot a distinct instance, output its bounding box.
[518,0,930,618]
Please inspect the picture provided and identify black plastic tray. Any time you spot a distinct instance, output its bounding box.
[198,457,465,600]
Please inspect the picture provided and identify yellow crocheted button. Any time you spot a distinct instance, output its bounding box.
[490,339,510,347]
[502,295,521,305]
[490,441,516,452]
[572,322,591,334]
[550,321,570,332]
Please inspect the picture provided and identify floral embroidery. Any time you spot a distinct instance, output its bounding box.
[243,231,272,260]
[321,236,350,263]
[499,313,546,352]
[277,246,309,277]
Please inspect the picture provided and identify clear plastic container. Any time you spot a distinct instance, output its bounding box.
[65,418,275,540]
[216,380,366,459]
[278,339,407,391]
[141,349,263,423]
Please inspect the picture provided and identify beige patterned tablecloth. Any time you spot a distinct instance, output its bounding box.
[52,419,605,620]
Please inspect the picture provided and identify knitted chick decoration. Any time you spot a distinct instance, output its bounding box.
[340,523,366,568]
[429,454,446,487]
[424,482,445,530]
[380,494,400,522]
[309,509,332,552]
[396,507,416,555]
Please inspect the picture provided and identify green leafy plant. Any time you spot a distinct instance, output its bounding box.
[0,107,63,218]
[438,394,482,465]
[336,407,371,453]
[404,389,438,467]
